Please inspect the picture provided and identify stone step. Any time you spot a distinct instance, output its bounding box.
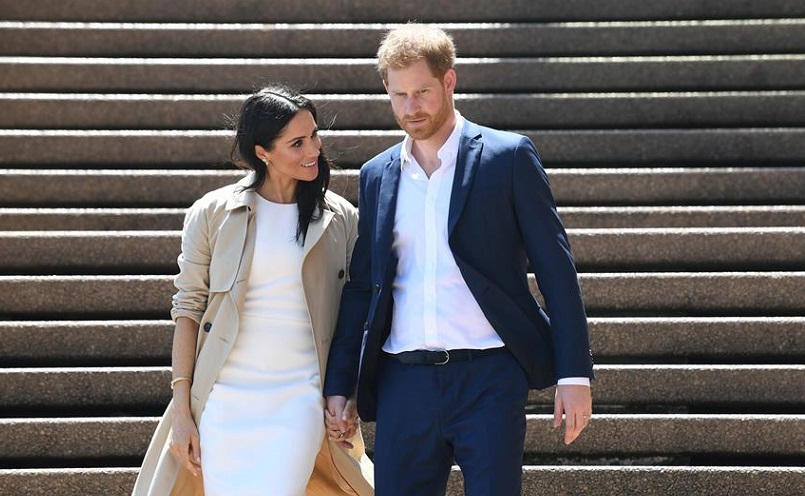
[4,206,805,231]
[4,92,805,130]
[2,21,804,58]
[3,0,804,22]
[2,129,805,167]
[2,366,802,411]
[3,318,801,367]
[1,228,803,275]
[1,273,803,318]
[2,56,804,93]
[0,321,171,366]
[0,466,801,496]
[1,415,802,461]
[2,168,803,208]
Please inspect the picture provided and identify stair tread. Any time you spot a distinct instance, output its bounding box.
[2,129,805,167]
[3,56,805,93]
[1,21,804,57]
[1,365,802,410]
[1,228,803,274]
[2,317,801,364]
[1,415,802,459]
[0,466,802,496]
[4,0,805,22]
[0,273,803,317]
[3,206,805,230]
[4,92,805,129]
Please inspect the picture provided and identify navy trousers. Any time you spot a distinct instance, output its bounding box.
[372,349,529,496]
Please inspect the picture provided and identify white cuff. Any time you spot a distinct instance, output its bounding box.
[557,377,590,387]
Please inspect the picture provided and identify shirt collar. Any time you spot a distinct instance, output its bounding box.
[400,110,464,171]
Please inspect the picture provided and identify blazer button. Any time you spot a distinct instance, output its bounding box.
[374,284,381,292]
[338,269,345,279]
[203,322,212,332]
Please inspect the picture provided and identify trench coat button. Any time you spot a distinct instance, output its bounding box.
[338,269,345,279]
[203,322,212,332]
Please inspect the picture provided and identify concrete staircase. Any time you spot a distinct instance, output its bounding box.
[1,1,804,494]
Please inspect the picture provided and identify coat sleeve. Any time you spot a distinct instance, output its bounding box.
[171,199,212,324]
[324,168,374,397]
[511,136,593,380]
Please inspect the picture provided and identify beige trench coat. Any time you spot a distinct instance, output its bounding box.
[132,175,374,495]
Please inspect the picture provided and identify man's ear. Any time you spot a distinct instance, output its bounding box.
[443,69,457,93]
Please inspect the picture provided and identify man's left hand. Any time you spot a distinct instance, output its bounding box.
[553,384,593,445]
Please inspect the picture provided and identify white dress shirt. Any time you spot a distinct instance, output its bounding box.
[383,111,589,386]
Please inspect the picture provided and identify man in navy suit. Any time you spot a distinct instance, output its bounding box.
[325,23,594,496]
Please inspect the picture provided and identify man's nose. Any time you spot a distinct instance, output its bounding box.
[405,96,419,114]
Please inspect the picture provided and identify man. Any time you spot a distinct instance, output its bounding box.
[325,24,593,496]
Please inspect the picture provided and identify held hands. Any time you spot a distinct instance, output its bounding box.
[325,395,359,449]
[168,409,202,477]
[553,384,593,445]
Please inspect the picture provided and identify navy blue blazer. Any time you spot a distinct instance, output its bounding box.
[325,120,593,422]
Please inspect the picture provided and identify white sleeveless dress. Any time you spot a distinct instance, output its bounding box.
[199,197,325,496]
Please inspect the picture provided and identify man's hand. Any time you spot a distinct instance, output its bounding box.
[325,395,358,449]
[553,384,593,445]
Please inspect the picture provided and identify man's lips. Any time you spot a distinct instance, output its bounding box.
[405,115,428,124]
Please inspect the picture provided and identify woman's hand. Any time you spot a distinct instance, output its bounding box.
[169,409,202,477]
[325,395,359,449]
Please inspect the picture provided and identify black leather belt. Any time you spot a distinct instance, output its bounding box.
[388,347,506,365]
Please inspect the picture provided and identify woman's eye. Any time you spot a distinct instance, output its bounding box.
[292,140,303,147]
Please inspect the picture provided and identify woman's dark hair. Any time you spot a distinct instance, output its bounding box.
[230,86,331,244]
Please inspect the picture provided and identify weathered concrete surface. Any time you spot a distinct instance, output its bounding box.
[2,228,803,274]
[2,272,803,317]
[2,129,805,166]
[2,57,805,93]
[3,168,803,207]
[0,320,172,365]
[3,206,805,231]
[2,21,805,57]
[3,366,802,410]
[1,467,801,496]
[4,92,805,130]
[2,415,803,460]
[587,317,805,359]
[3,317,801,365]
[3,0,805,22]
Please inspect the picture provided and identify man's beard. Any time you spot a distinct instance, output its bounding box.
[396,97,452,141]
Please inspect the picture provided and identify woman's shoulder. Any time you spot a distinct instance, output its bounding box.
[324,190,357,216]
[188,182,243,214]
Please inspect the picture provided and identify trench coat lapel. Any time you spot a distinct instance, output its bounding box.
[303,208,335,259]
[223,178,257,310]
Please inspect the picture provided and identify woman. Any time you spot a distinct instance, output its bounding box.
[133,87,373,496]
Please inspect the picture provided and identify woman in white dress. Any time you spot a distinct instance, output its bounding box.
[133,87,373,496]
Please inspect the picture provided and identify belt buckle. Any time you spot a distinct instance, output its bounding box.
[433,350,449,365]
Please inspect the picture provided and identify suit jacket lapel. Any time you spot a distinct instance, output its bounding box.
[376,151,402,277]
[449,121,483,235]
